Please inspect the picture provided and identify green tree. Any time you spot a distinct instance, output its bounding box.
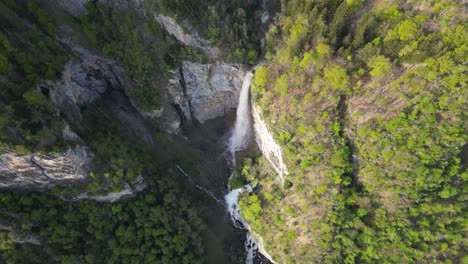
[397,20,418,41]
[324,65,349,92]
[368,55,391,76]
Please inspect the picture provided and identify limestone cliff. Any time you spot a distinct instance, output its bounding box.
[0,147,90,191]
[172,62,246,123]
[47,42,128,123]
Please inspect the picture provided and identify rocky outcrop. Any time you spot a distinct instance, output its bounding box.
[167,62,246,124]
[251,231,276,264]
[58,0,144,17]
[47,43,127,123]
[68,175,147,203]
[154,14,220,59]
[252,105,288,183]
[57,0,88,17]
[0,147,90,191]
[14,235,41,245]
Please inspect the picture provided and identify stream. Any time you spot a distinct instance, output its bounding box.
[225,72,264,264]
[174,71,267,263]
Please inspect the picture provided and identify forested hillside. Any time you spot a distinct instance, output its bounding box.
[0,0,466,263]
[0,1,246,263]
[239,0,467,263]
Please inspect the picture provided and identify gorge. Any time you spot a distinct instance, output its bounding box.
[0,1,466,264]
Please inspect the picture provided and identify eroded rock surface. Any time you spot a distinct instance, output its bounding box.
[0,147,90,191]
[168,62,246,124]
[47,44,127,123]
[154,14,220,59]
[252,104,288,183]
[58,0,144,17]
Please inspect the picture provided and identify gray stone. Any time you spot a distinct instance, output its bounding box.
[0,147,90,191]
[58,0,144,17]
[175,62,246,123]
[154,14,220,59]
[48,44,127,123]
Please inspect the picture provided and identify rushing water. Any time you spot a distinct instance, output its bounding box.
[224,71,262,264]
[229,72,253,155]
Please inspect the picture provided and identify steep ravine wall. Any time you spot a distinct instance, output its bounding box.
[252,104,288,183]
[154,14,220,59]
[0,147,90,191]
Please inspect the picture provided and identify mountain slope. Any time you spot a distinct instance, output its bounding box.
[240,1,467,263]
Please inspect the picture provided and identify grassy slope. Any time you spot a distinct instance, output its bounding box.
[240,0,467,263]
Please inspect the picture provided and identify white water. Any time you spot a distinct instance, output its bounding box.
[245,233,259,263]
[225,71,261,264]
[229,72,253,155]
[225,187,246,228]
[224,183,258,263]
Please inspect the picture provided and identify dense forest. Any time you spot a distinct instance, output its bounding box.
[0,1,244,263]
[237,0,467,263]
[0,0,466,263]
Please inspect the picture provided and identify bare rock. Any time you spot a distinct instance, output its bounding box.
[58,0,145,17]
[67,175,147,203]
[47,45,127,123]
[252,104,288,183]
[0,147,90,191]
[154,14,220,59]
[173,61,246,123]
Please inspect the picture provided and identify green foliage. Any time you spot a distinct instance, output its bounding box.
[79,3,167,111]
[0,1,67,152]
[346,0,365,12]
[22,90,50,111]
[0,53,11,74]
[0,174,206,264]
[229,173,246,190]
[275,74,289,96]
[243,0,467,263]
[397,20,418,41]
[368,55,391,76]
[82,103,142,192]
[252,66,269,96]
[239,194,262,223]
[324,66,349,92]
[316,43,330,57]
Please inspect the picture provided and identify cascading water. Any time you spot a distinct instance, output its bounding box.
[229,72,253,155]
[224,71,261,264]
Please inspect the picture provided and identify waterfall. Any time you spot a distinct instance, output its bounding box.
[229,72,253,155]
[224,71,261,264]
[224,182,258,264]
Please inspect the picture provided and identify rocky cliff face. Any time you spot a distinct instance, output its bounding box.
[252,104,288,183]
[166,62,246,124]
[58,0,144,17]
[154,14,220,59]
[47,43,128,123]
[0,41,150,192]
[0,147,90,191]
